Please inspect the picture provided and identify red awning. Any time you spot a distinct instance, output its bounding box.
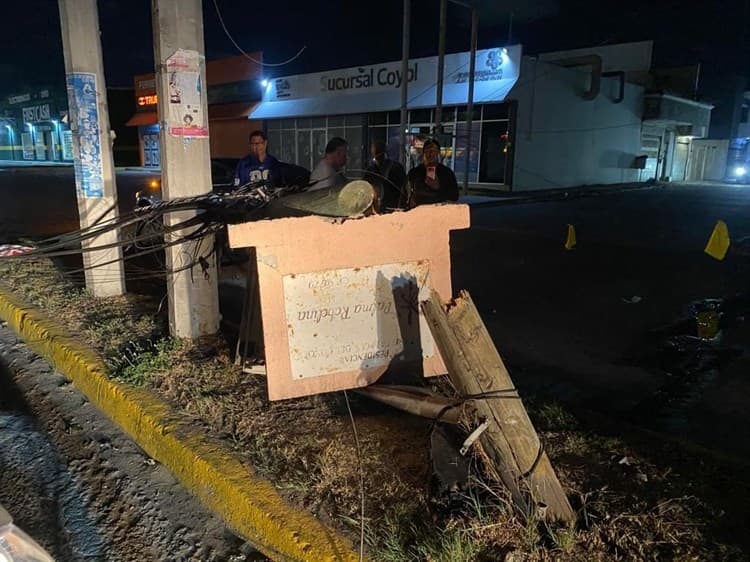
[208,103,258,120]
[125,111,158,127]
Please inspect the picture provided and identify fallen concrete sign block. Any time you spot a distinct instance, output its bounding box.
[228,204,470,400]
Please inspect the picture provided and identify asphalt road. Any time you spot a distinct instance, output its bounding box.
[1,163,748,458]
[0,164,157,239]
[453,182,750,458]
[0,322,262,561]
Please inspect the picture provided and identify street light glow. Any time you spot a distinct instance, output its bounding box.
[261,79,269,88]
[735,166,747,177]
[501,47,509,63]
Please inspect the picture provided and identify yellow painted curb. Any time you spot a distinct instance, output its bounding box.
[0,286,360,562]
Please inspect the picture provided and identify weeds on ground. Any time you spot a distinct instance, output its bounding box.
[1,258,748,560]
[0,258,163,374]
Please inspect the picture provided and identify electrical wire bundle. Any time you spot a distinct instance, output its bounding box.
[0,179,299,283]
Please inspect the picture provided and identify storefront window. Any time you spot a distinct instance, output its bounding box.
[346,126,363,173]
[387,126,402,162]
[142,130,160,167]
[21,132,34,160]
[312,129,327,168]
[279,129,296,164]
[456,106,481,122]
[409,108,432,124]
[267,130,281,155]
[454,122,480,183]
[369,113,387,125]
[482,104,509,120]
[297,130,312,170]
[328,127,345,143]
[61,130,74,160]
[479,121,509,184]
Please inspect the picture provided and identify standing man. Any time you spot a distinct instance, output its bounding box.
[234,130,282,189]
[405,138,459,207]
[365,140,407,212]
[309,137,348,190]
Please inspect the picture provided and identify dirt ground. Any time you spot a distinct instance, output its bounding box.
[0,322,266,562]
[1,253,749,560]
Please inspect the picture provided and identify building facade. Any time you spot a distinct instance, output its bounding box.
[253,46,522,188]
[0,87,73,162]
[251,42,696,191]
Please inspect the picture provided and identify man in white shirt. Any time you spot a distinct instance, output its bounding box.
[309,137,348,190]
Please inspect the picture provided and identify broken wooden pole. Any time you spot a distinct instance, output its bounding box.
[421,290,576,524]
[354,385,462,424]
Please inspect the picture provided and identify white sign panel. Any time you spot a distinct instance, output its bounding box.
[269,46,520,101]
[165,49,208,138]
[282,261,434,380]
[22,103,51,124]
[251,45,522,120]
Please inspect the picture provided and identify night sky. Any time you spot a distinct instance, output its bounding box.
[2,0,748,100]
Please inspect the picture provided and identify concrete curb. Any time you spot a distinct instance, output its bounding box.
[0,287,360,562]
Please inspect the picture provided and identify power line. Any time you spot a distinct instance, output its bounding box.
[211,0,307,68]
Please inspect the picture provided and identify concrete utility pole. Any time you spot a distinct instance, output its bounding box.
[152,0,219,338]
[399,0,411,168]
[434,0,448,135]
[58,0,125,297]
[463,6,479,195]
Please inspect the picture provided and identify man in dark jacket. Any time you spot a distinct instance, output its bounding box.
[365,140,406,212]
[406,138,459,207]
[234,130,282,189]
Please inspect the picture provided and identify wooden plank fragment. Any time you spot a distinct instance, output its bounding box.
[422,289,576,524]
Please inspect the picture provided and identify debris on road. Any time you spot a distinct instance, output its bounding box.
[565,224,577,250]
[704,219,730,260]
[0,245,33,257]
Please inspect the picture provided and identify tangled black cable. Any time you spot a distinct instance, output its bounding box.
[0,178,303,281]
[428,386,547,481]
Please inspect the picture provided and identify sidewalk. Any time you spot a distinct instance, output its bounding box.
[0,159,72,168]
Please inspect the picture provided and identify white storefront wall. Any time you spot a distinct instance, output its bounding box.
[509,58,644,190]
[253,48,646,190]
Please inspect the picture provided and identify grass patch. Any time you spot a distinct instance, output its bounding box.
[1,256,749,560]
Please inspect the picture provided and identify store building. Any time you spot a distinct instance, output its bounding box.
[251,44,656,190]
[253,46,523,187]
[0,87,73,162]
[250,41,716,191]
[126,53,265,167]
[723,89,749,181]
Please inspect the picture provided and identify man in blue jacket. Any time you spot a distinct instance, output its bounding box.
[234,130,282,189]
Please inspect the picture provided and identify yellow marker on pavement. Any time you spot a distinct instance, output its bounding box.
[565,224,577,250]
[704,220,730,261]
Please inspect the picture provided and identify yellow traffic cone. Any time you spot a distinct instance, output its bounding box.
[565,224,577,250]
[704,220,730,261]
